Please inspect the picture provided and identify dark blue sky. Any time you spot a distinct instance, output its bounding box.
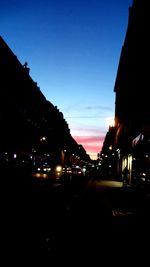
[0,0,133,159]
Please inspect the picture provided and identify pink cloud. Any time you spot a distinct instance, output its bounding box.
[74,136,103,143]
[73,135,105,154]
[72,127,106,135]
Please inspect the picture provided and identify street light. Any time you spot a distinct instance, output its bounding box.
[40,136,46,142]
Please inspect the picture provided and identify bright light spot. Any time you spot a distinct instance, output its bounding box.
[89,152,98,160]
[106,117,114,127]
[56,165,62,172]
[40,136,46,142]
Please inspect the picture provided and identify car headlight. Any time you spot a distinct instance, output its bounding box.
[55,165,62,173]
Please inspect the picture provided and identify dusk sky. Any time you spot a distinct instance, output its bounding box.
[0,0,133,159]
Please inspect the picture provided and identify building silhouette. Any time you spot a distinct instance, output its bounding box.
[0,36,91,170]
[100,126,116,178]
[114,0,149,183]
[100,0,149,184]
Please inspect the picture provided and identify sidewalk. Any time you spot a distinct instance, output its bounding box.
[111,178,150,219]
[65,178,150,263]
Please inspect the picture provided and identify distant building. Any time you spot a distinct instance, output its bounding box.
[100,126,117,178]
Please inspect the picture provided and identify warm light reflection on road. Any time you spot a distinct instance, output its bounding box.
[94,180,122,188]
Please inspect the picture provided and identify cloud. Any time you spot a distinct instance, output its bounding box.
[73,135,104,154]
[65,115,108,119]
[62,103,112,157]
[72,127,106,135]
[74,136,104,143]
[84,105,113,111]
[64,103,114,117]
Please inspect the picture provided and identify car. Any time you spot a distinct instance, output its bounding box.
[71,166,83,176]
[36,165,51,173]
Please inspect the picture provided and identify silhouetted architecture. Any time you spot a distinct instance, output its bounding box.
[100,126,117,178]
[0,36,91,170]
[114,0,150,184]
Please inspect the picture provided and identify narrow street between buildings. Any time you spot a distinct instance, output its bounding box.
[2,173,150,265]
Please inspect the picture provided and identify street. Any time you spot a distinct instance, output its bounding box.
[2,171,150,265]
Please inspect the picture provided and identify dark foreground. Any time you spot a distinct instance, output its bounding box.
[2,170,150,265]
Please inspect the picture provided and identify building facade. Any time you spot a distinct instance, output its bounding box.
[0,36,91,171]
[114,0,150,184]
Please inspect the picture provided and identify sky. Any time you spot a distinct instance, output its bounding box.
[0,0,133,160]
